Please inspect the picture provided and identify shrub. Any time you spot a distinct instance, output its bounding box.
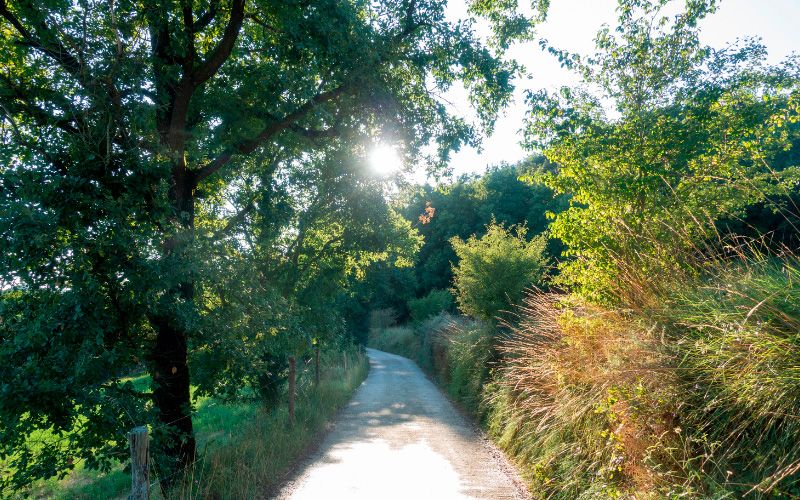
[408,289,454,323]
[450,222,548,321]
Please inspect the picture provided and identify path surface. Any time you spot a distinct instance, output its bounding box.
[275,348,527,500]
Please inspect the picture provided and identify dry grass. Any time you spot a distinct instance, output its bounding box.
[494,294,688,498]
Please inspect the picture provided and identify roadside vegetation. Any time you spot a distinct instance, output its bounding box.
[3,0,799,498]
[368,0,800,498]
[20,346,367,499]
[0,0,529,496]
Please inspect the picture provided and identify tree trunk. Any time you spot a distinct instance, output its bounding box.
[288,356,296,426]
[152,318,196,479]
[151,172,197,488]
[314,346,320,387]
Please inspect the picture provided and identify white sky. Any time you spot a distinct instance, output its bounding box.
[427,0,800,180]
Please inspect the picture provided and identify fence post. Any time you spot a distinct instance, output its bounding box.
[288,356,296,426]
[343,352,348,373]
[314,346,320,387]
[128,426,150,500]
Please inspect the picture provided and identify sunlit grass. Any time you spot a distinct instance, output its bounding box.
[15,350,368,499]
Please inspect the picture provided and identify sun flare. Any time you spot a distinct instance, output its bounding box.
[368,145,403,175]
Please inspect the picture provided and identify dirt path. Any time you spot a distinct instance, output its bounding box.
[274,348,528,500]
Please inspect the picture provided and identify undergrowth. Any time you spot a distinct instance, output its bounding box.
[17,347,368,499]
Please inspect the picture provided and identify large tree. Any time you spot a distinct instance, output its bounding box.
[0,0,540,489]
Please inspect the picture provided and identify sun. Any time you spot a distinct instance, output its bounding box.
[368,145,403,175]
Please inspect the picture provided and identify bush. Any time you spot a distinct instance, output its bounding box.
[450,222,548,321]
[408,289,454,323]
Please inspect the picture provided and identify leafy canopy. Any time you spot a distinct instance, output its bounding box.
[526,0,800,301]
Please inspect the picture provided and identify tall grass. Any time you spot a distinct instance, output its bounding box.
[664,252,800,496]
[495,249,800,498]
[369,248,800,497]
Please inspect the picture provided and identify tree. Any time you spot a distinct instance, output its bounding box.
[526,0,800,302]
[400,160,567,297]
[191,145,422,405]
[0,0,538,489]
[450,222,548,321]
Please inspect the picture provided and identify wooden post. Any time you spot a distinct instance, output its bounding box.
[288,356,296,426]
[343,352,348,373]
[314,346,320,387]
[128,426,150,500]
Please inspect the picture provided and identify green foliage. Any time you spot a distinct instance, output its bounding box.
[662,253,800,496]
[450,223,548,320]
[526,0,800,301]
[400,161,567,297]
[408,289,454,323]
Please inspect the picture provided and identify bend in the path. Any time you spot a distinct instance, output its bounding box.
[275,348,527,500]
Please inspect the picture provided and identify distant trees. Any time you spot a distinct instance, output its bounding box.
[351,160,566,327]
[400,160,568,298]
[451,223,548,321]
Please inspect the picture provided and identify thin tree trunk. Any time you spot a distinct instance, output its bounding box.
[288,356,296,426]
[314,346,320,387]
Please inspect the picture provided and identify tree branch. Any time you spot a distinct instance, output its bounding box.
[194,0,220,32]
[288,123,341,140]
[194,84,349,184]
[0,0,87,85]
[190,0,245,86]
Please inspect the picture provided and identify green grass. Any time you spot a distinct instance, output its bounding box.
[17,348,369,499]
[367,325,421,362]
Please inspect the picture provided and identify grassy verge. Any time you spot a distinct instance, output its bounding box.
[20,348,368,499]
[368,256,800,499]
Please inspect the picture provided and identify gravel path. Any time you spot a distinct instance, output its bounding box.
[274,348,528,500]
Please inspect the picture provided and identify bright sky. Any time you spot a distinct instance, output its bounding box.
[430,0,800,180]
